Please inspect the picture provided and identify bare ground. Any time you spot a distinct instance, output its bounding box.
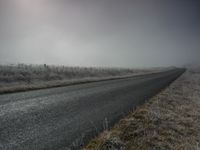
[85,70,200,150]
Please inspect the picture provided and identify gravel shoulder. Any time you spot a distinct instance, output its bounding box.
[85,69,200,150]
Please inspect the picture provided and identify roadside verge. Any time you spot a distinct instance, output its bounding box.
[0,71,162,94]
[85,70,200,150]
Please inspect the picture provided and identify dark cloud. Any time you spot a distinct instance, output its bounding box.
[0,0,199,67]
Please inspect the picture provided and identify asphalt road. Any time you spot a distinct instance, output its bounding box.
[0,69,185,150]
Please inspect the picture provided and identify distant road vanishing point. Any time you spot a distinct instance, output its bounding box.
[0,69,185,150]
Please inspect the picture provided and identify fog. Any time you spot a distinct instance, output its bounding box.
[0,0,199,68]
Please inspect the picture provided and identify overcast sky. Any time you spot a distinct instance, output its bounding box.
[0,0,199,68]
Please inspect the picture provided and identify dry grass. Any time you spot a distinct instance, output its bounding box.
[0,64,165,94]
[85,69,200,150]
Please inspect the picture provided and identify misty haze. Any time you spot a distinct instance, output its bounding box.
[0,0,199,150]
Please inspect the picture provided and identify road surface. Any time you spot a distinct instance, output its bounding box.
[0,69,185,150]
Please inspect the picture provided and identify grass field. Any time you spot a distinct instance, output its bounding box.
[0,64,165,94]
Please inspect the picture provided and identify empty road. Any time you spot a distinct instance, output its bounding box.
[0,69,185,150]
